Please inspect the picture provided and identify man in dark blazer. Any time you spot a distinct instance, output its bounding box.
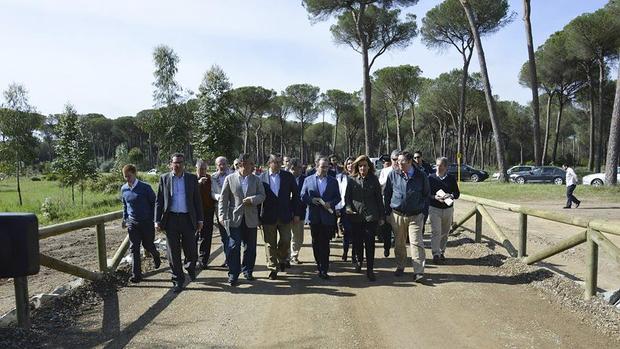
[258,154,300,280]
[155,153,204,293]
[301,157,340,279]
[288,158,307,265]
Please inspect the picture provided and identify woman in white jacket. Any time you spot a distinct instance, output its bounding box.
[336,157,355,262]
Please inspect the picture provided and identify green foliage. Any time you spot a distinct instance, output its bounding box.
[113,144,129,173]
[86,172,124,195]
[127,147,145,168]
[41,197,60,221]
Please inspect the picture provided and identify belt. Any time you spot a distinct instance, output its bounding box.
[169,212,189,215]
[392,210,419,217]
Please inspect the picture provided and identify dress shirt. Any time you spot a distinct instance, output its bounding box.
[240,174,249,196]
[317,175,328,196]
[269,169,280,197]
[566,167,578,186]
[170,172,188,213]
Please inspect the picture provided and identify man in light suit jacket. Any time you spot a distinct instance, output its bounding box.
[155,153,204,293]
[218,153,266,286]
[301,157,340,279]
[258,154,300,280]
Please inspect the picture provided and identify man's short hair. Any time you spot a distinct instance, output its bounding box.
[436,157,448,167]
[398,150,413,162]
[215,156,227,165]
[316,156,329,165]
[237,153,253,163]
[329,154,338,161]
[414,150,423,156]
[289,158,301,167]
[268,153,282,164]
[122,164,137,175]
[390,149,401,159]
[196,159,207,168]
[171,153,184,162]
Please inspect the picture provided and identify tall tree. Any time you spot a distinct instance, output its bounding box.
[0,83,43,205]
[373,65,423,150]
[228,86,275,153]
[321,89,354,156]
[522,0,542,165]
[566,8,620,172]
[283,84,320,163]
[269,95,293,155]
[421,0,511,164]
[459,0,508,181]
[303,0,418,154]
[604,0,620,186]
[53,103,96,205]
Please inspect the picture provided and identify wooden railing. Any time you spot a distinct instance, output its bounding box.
[453,194,620,299]
[38,210,127,281]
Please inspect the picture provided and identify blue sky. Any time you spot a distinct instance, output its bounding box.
[0,0,611,118]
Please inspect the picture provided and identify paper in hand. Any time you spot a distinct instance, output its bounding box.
[436,189,454,206]
[318,198,334,214]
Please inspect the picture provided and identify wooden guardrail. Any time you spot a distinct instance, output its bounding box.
[453,194,620,300]
[38,210,127,281]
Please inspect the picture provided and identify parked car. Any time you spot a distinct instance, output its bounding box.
[510,166,565,185]
[492,165,535,180]
[447,164,489,182]
[146,168,158,176]
[582,167,620,186]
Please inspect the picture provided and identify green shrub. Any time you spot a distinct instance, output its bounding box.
[86,172,124,195]
[41,197,61,221]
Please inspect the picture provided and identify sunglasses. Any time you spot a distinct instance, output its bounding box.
[413,156,421,159]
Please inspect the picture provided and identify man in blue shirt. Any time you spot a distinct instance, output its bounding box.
[121,164,161,283]
[384,151,430,282]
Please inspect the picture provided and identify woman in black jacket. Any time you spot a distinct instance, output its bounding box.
[345,155,385,281]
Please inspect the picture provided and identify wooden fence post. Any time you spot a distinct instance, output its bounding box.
[474,208,482,243]
[585,229,598,300]
[518,213,527,258]
[14,276,30,329]
[96,223,107,272]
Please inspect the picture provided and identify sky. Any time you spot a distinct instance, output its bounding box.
[0,0,611,118]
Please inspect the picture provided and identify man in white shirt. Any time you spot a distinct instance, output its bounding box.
[562,163,581,209]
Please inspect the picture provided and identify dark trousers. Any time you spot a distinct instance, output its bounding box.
[165,213,197,286]
[380,221,392,252]
[351,221,378,272]
[196,207,215,265]
[127,220,160,279]
[340,211,353,257]
[227,219,257,280]
[310,224,332,273]
[215,216,230,259]
[566,184,580,207]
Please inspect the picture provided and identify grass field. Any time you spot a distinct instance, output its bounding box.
[0,177,147,225]
[459,181,620,203]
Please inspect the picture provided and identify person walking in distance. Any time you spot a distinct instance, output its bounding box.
[196,159,217,269]
[288,158,307,265]
[154,153,204,293]
[301,157,340,279]
[383,151,430,282]
[562,162,581,209]
[258,154,300,280]
[428,157,460,264]
[121,164,161,283]
[218,153,266,286]
[345,155,385,281]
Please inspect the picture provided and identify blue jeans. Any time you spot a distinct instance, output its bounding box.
[227,219,257,280]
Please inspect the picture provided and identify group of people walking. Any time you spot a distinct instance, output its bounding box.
[121,150,460,293]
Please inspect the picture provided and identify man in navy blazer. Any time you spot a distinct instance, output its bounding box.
[301,157,340,279]
[258,154,300,279]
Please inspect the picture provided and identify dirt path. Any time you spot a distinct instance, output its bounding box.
[455,199,620,292]
[23,228,618,349]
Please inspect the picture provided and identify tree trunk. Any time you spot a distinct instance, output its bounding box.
[300,119,305,164]
[333,112,339,155]
[243,121,250,153]
[595,59,605,173]
[523,0,542,166]
[587,71,596,171]
[605,54,620,186]
[71,184,75,204]
[384,109,390,153]
[16,156,22,206]
[395,107,402,150]
[551,97,564,164]
[410,104,416,146]
[458,51,472,164]
[542,92,554,164]
[461,0,507,181]
[362,47,372,155]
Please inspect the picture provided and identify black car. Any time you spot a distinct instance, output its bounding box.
[446,164,489,182]
[510,166,565,185]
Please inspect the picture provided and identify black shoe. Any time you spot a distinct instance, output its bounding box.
[268,271,278,280]
[384,249,390,258]
[562,206,571,209]
[575,201,581,208]
[433,255,441,265]
[367,272,376,281]
[319,272,330,279]
[341,252,348,261]
[244,273,255,281]
[279,263,287,272]
[291,258,302,265]
[413,273,424,283]
[440,253,446,261]
[188,270,197,281]
[394,268,404,277]
[285,261,291,268]
[228,277,238,287]
[129,276,142,283]
[172,284,183,293]
[199,260,209,270]
[153,255,161,269]
[354,263,362,273]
